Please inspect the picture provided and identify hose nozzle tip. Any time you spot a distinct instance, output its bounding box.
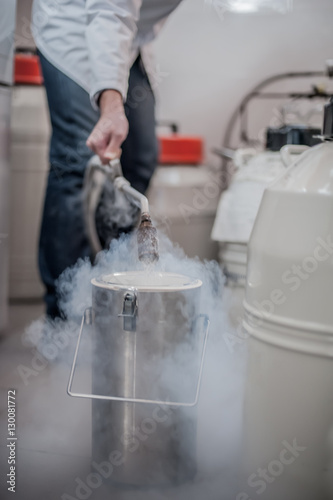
[137,213,159,264]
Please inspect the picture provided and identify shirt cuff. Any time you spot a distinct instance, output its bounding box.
[90,79,128,110]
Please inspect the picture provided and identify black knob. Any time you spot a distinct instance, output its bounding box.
[266,125,321,151]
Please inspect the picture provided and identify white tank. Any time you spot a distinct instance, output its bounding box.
[241,100,333,500]
[147,166,219,260]
[9,83,50,298]
[212,148,291,329]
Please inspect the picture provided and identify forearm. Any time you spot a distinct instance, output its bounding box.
[85,0,142,108]
[85,1,143,160]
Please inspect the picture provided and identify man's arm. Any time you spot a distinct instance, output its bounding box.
[85,0,142,162]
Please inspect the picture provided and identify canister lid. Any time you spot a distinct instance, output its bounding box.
[92,271,202,292]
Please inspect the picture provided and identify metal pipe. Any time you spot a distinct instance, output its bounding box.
[220,69,331,185]
[83,160,108,255]
[114,176,150,214]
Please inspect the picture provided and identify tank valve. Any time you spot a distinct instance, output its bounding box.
[137,213,159,264]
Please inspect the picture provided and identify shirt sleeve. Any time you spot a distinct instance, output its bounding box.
[85,0,143,109]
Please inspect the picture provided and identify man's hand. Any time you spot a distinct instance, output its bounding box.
[86,89,129,163]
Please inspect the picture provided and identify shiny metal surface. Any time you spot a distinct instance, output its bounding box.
[89,273,203,486]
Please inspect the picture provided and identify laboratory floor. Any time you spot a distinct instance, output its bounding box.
[0,301,241,500]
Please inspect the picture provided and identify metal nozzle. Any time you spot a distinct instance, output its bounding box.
[137,213,159,264]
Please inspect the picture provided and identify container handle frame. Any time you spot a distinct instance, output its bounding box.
[67,309,210,408]
[280,144,309,167]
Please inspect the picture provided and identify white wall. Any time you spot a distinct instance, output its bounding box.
[154,0,333,165]
[14,0,333,165]
[15,0,35,50]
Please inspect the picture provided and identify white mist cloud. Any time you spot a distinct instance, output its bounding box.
[23,229,246,497]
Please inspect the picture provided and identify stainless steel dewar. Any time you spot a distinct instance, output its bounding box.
[68,271,209,487]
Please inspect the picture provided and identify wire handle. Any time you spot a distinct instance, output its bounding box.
[280,144,309,167]
[67,309,209,407]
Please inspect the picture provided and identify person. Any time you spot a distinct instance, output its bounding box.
[31,0,182,319]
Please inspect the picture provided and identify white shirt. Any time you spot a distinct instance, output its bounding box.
[32,0,182,108]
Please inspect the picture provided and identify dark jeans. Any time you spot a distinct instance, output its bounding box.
[38,52,158,318]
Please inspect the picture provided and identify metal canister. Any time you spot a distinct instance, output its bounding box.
[89,271,204,486]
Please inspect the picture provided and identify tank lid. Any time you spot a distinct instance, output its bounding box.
[92,271,202,292]
[323,97,333,140]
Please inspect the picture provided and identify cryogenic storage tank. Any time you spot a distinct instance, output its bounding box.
[212,126,319,330]
[241,98,333,500]
[211,146,303,330]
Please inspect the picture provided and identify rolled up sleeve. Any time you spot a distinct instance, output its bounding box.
[85,0,142,109]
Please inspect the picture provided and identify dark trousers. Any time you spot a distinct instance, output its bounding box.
[38,52,158,318]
